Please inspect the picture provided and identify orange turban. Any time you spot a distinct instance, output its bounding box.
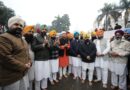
[49,30,57,37]
[23,25,34,35]
[96,29,104,36]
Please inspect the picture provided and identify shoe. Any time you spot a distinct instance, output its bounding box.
[111,85,118,89]
[89,81,92,86]
[81,80,85,84]
[59,76,62,80]
[73,77,77,80]
[55,79,59,83]
[103,84,107,88]
[50,81,55,85]
[64,75,68,78]
[41,88,47,90]
[94,79,101,83]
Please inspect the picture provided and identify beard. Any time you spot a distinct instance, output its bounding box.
[41,32,46,37]
[115,39,121,44]
[8,28,22,37]
[24,34,34,44]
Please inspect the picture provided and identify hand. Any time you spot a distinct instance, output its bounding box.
[64,44,68,47]
[86,56,91,60]
[77,54,80,57]
[111,52,119,57]
[25,62,31,69]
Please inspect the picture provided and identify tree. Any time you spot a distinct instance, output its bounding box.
[0,1,15,26]
[51,14,70,32]
[96,3,121,30]
[119,0,130,27]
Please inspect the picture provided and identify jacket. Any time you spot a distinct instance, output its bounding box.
[0,33,31,86]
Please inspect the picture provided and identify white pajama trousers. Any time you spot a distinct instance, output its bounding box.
[95,67,108,84]
[68,56,73,74]
[35,78,47,90]
[59,67,67,77]
[73,66,82,78]
[49,73,57,82]
[0,76,28,90]
[111,71,127,90]
[82,62,94,81]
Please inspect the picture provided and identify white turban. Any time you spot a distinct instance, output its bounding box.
[8,16,25,28]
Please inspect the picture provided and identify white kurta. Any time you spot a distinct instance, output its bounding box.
[94,39,110,69]
[109,39,130,76]
[49,59,59,73]
[69,56,72,65]
[72,57,82,67]
[35,60,51,81]
[28,45,35,81]
[82,61,95,71]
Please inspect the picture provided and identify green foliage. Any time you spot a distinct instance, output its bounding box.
[0,1,15,26]
[51,14,70,32]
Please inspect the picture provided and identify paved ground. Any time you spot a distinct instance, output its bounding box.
[47,74,113,90]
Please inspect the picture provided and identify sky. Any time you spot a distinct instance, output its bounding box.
[2,0,119,32]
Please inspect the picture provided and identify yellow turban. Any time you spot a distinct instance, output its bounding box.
[23,25,34,35]
[91,31,96,36]
[80,31,85,35]
[49,30,57,37]
[83,33,90,39]
[96,29,104,36]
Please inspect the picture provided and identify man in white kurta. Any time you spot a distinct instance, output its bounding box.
[109,30,130,90]
[94,29,110,88]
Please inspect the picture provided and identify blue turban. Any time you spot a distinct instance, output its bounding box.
[124,28,130,34]
[74,32,79,37]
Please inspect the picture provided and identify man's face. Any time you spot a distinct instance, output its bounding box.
[115,33,122,40]
[10,23,23,30]
[124,32,130,41]
[62,33,66,38]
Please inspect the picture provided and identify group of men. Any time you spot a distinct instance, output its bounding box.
[0,16,130,90]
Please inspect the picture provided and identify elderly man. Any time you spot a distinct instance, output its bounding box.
[0,16,31,90]
[109,30,130,90]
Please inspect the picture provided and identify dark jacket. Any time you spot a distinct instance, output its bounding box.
[79,40,97,63]
[32,34,50,61]
[70,39,81,57]
[0,33,31,86]
[49,39,59,59]
[59,38,70,56]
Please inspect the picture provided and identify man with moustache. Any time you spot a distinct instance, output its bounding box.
[109,30,130,90]
[71,32,82,80]
[0,16,31,90]
[79,33,96,86]
[94,28,110,88]
[23,25,35,90]
[32,25,50,90]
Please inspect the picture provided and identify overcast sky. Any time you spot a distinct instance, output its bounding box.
[2,0,119,32]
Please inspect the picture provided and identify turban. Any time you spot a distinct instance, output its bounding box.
[40,25,47,31]
[80,31,85,35]
[61,31,66,35]
[91,31,96,36]
[83,33,90,39]
[23,25,34,34]
[124,28,130,34]
[8,16,25,28]
[96,29,104,36]
[49,30,57,37]
[115,30,124,36]
[74,32,79,37]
